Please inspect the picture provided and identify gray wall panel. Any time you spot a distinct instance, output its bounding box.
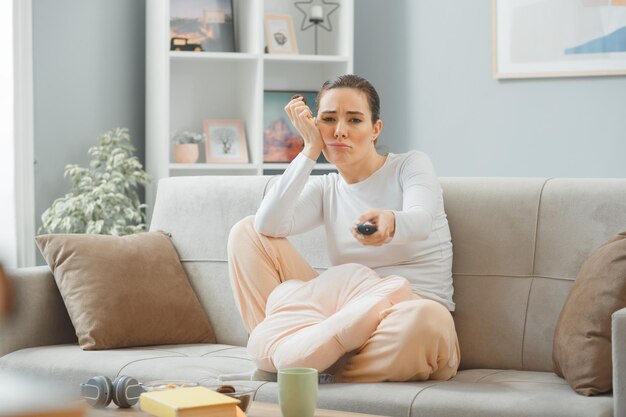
[33,0,146,264]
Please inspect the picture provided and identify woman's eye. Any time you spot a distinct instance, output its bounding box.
[350,118,363,123]
[321,117,335,122]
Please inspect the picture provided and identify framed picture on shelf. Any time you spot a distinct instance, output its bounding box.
[204,120,249,163]
[264,15,299,54]
[493,0,626,79]
[170,0,235,53]
[263,91,328,163]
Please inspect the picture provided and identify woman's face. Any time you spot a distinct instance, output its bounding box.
[316,88,382,166]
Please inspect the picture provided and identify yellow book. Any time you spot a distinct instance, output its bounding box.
[140,386,240,417]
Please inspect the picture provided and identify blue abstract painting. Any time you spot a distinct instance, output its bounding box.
[565,26,626,54]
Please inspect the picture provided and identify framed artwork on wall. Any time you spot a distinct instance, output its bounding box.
[204,120,249,163]
[170,0,235,53]
[264,15,299,54]
[493,0,626,79]
[263,91,328,163]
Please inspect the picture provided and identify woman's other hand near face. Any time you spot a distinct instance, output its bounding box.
[284,95,325,160]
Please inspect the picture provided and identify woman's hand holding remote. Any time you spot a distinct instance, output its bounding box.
[352,209,396,247]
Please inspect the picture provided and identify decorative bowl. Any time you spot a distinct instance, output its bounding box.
[204,384,256,412]
[141,380,199,391]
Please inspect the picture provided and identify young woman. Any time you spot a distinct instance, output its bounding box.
[228,74,459,382]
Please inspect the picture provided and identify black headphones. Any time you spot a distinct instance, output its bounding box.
[80,375,143,408]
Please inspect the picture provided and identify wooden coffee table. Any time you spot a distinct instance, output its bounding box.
[90,401,388,417]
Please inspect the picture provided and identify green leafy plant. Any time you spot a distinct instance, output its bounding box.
[40,128,151,235]
[171,130,203,144]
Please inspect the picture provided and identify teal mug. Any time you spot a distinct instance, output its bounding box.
[277,368,318,417]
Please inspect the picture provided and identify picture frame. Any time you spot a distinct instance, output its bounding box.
[264,14,299,54]
[170,0,236,53]
[493,0,626,79]
[204,120,249,163]
[263,90,327,163]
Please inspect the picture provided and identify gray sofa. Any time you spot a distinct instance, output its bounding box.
[2,175,625,417]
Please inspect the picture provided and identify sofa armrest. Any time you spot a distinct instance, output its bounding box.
[613,307,626,417]
[0,266,76,357]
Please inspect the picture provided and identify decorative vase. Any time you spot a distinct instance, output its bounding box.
[173,144,199,163]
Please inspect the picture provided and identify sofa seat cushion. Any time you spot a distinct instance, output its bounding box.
[410,370,613,417]
[0,344,256,389]
[0,345,614,417]
[254,369,612,417]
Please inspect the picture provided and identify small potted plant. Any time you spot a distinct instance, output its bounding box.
[171,131,203,163]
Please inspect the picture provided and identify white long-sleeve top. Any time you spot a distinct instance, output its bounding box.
[255,150,455,311]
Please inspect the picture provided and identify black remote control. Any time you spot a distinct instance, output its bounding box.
[357,223,378,235]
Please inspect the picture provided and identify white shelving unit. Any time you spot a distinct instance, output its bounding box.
[146,0,354,213]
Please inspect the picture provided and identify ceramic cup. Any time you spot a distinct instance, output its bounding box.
[277,368,318,417]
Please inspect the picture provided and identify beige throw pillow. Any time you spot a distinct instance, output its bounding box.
[36,231,215,350]
[553,232,626,396]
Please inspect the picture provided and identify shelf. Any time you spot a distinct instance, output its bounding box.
[263,54,350,63]
[262,163,336,170]
[169,53,348,64]
[264,58,352,91]
[170,163,261,170]
[170,51,259,62]
[169,163,337,171]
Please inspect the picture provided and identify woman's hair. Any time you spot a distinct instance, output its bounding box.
[315,74,381,124]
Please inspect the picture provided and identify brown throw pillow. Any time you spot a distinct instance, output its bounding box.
[553,231,626,395]
[36,231,215,350]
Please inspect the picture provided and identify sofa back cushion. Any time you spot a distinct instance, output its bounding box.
[151,176,626,372]
[150,176,331,348]
[442,178,626,372]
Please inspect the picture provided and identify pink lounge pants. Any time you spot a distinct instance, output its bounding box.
[227,215,460,382]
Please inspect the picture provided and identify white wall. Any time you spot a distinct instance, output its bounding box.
[355,1,626,178]
[0,0,17,268]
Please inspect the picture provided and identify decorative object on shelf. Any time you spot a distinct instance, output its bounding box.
[264,15,299,54]
[204,119,249,163]
[39,128,150,235]
[493,0,626,79]
[263,90,327,164]
[170,37,203,52]
[294,0,340,55]
[171,131,202,163]
[170,0,235,53]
